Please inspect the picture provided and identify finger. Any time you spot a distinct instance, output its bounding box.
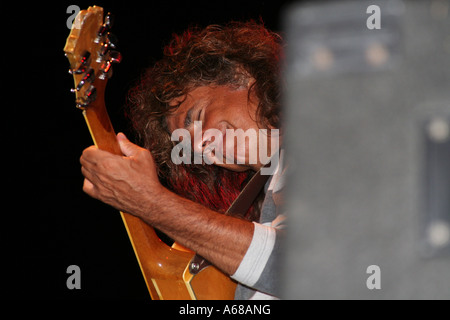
[82,177,96,196]
[80,145,100,167]
[80,145,115,165]
[81,165,96,185]
[117,132,141,157]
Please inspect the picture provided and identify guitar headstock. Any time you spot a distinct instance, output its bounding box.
[64,6,122,109]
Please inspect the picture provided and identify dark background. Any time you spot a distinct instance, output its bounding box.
[5,0,293,300]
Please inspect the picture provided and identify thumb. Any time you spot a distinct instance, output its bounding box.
[117,132,138,157]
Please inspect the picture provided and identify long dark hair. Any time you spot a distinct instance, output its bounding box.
[126,21,282,220]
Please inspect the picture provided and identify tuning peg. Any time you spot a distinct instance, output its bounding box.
[97,12,114,40]
[109,50,122,64]
[76,85,97,109]
[69,51,91,74]
[104,13,114,29]
[69,67,86,75]
[76,68,95,91]
[98,51,122,80]
[79,51,91,67]
[99,60,112,80]
[97,34,119,61]
[99,42,110,58]
[84,85,97,103]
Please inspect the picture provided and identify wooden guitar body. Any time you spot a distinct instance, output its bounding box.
[64,6,236,300]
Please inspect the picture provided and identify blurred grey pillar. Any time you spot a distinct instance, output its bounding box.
[282,0,450,299]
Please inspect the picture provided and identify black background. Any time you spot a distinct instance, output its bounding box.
[5,0,293,300]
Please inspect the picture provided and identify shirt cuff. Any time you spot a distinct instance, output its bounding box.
[231,222,276,287]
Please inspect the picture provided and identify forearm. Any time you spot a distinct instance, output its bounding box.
[80,135,254,275]
[135,187,254,276]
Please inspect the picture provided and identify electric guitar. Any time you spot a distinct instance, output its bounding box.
[64,6,236,300]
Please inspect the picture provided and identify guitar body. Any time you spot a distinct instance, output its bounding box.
[120,215,236,300]
[64,6,236,300]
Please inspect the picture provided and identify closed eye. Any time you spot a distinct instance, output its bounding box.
[183,99,209,129]
[184,108,194,128]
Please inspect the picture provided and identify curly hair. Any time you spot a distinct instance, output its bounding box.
[126,21,282,220]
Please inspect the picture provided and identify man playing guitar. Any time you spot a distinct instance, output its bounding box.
[79,21,285,300]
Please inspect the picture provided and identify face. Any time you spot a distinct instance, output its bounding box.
[166,85,276,172]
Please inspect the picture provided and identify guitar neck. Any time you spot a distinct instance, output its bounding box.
[82,78,122,155]
[64,6,237,300]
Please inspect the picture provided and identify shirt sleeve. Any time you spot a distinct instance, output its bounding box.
[231,216,286,296]
[231,222,276,286]
[232,149,287,297]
